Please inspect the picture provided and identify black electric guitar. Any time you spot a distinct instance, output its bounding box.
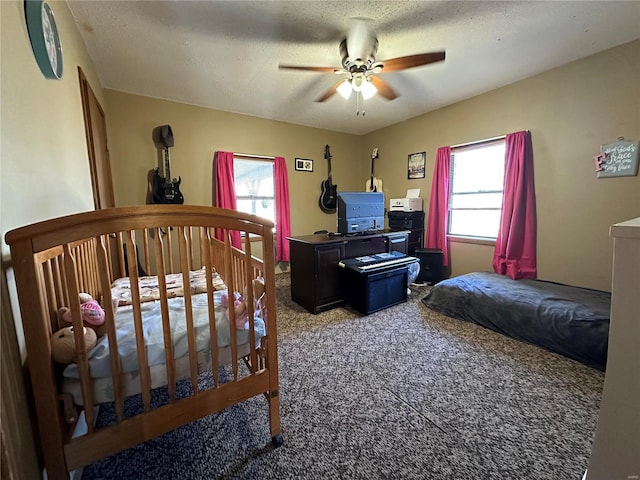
[151,125,184,204]
[319,144,337,213]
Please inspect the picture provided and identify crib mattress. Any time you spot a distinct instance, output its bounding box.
[62,291,265,405]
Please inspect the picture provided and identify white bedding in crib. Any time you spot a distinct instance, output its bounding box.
[62,290,265,403]
[62,342,253,405]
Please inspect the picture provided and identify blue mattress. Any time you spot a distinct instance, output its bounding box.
[422,272,611,370]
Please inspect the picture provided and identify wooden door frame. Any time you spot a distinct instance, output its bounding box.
[78,67,115,210]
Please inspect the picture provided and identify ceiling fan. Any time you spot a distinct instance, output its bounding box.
[279,18,445,103]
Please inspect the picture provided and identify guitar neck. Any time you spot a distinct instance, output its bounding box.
[324,144,333,180]
[371,149,378,177]
[164,147,171,181]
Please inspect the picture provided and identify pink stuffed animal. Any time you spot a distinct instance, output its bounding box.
[220,291,249,329]
[59,293,105,327]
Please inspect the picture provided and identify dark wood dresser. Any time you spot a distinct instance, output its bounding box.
[288,231,408,313]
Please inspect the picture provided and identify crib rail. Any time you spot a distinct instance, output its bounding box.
[5,205,281,479]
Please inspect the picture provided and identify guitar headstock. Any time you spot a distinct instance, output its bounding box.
[325,144,332,160]
[372,148,379,159]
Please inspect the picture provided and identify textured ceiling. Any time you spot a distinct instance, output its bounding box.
[67,1,640,135]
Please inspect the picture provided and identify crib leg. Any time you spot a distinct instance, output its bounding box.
[268,389,283,447]
[272,433,284,447]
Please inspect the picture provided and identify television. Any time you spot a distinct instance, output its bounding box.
[337,192,385,234]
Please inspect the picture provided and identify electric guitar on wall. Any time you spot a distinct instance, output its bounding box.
[151,125,184,204]
[319,144,337,212]
[365,148,383,192]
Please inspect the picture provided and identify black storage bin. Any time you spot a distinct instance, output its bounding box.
[414,248,443,284]
[388,211,425,230]
[388,211,424,254]
[343,266,409,315]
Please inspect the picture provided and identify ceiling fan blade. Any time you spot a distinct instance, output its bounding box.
[315,80,344,102]
[381,51,445,72]
[370,76,398,100]
[279,65,339,73]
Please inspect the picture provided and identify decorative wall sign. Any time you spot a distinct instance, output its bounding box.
[408,152,426,179]
[295,158,313,172]
[595,140,639,178]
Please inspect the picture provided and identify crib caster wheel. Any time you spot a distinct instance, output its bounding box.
[272,434,284,447]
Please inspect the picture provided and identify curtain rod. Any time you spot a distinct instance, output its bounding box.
[450,135,506,149]
[451,130,530,150]
[234,153,275,160]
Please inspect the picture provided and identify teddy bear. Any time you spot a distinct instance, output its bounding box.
[50,325,97,364]
[58,293,106,336]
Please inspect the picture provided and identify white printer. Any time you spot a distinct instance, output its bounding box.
[389,189,423,212]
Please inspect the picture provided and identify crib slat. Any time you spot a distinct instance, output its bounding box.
[41,261,60,333]
[201,227,220,387]
[165,227,174,273]
[49,256,66,310]
[154,227,177,401]
[62,244,96,432]
[178,226,199,393]
[96,235,125,422]
[243,234,258,373]
[125,230,152,412]
[186,226,194,271]
[223,233,239,380]
[142,230,151,276]
[117,232,126,279]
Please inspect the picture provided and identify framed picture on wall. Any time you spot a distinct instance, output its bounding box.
[408,152,426,179]
[295,158,314,172]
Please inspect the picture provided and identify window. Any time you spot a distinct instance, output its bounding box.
[448,140,506,240]
[234,157,275,226]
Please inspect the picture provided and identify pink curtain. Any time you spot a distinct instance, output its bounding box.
[213,151,241,248]
[492,130,537,280]
[426,146,451,266]
[274,156,291,261]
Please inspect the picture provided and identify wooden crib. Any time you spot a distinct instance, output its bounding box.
[5,205,282,480]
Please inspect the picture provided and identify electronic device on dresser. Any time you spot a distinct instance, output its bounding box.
[388,210,424,254]
[337,191,384,234]
[151,125,184,204]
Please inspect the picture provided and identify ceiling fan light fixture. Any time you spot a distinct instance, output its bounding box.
[337,79,352,99]
[361,79,377,100]
[351,73,365,92]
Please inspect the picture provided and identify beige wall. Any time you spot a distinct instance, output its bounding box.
[104,90,364,236]
[1,1,103,248]
[363,40,640,291]
[106,40,639,292]
[1,1,104,477]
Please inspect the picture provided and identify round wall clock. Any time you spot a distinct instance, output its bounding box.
[24,0,64,79]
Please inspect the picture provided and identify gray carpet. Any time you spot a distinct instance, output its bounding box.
[82,274,604,479]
